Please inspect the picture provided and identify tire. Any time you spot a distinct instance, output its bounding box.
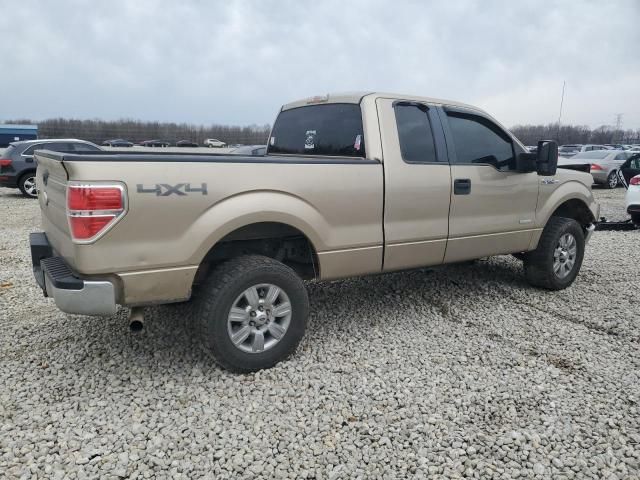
[523,217,585,290]
[606,171,618,189]
[632,214,640,226]
[511,253,525,261]
[192,255,309,372]
[18,172,38,198]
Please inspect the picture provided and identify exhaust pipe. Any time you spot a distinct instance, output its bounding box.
[129,307,145,333]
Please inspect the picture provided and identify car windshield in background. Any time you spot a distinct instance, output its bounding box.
[559,146,579,152]
[268,103,366,157]
[572,151,610,159]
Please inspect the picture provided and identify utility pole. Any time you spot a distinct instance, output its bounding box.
[557,81,566,143]
[614,113,623,143]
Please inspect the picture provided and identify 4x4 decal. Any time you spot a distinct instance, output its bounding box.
[136,183,208,196]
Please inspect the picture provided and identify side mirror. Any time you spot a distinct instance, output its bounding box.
[536,140,558,176]
[515,152,536,173]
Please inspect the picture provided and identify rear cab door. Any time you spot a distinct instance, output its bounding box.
[437,106,539,262]
[621,153,640,185]
[376,97,451,271]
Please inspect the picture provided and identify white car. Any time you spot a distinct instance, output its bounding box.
[621,154,640,225]
[204,138,226,148]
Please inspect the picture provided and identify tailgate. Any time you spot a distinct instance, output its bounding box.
[35,151,72,249]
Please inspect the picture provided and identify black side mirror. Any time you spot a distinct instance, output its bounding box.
[536,140,558,176]
[515,152,536,173]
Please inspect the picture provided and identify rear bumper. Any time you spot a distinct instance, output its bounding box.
[30,232,117,316]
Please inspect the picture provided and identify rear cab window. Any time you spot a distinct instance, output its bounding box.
[394,103,439,163]
[268,103,366,158]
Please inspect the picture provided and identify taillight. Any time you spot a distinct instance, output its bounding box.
[66,183,126,241]
[0,159,12,167]
[630,176,640,186]
[590,164,603,171]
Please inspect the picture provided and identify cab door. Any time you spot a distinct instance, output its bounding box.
[437,107,539,262]
[376,98,451,271]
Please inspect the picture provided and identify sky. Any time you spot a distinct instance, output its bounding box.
[1,0,639,129]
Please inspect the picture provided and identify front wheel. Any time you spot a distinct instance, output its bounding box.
[523,217,585,290]
[193,255,309,372]
[606,171,618,189]
[18,173,38,198]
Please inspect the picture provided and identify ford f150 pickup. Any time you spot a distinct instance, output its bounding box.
[30,92,599,372]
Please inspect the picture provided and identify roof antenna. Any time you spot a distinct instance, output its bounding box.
[557,80,566,142]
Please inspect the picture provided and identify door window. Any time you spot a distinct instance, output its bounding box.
[446,111,515,171]
[394,104,439,163]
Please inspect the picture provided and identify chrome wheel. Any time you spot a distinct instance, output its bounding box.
[23,176,37,197]
[608,171,618,189]
[553,233,577,279]
[227,283,292,354]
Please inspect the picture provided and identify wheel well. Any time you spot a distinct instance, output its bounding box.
[550,199,595,226]
[18,170,36,182]
[193,222,319,285]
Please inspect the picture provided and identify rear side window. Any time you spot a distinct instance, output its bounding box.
[269,104,365,157]
[72,143,100,152]
[394,104,438,163]
[446,111,515,171]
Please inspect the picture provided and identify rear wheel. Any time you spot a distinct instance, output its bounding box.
[18,173,38,198]
[606,171,618,189]
[193,255,309,372]
[632,214,640,226]
[523,217,585,290]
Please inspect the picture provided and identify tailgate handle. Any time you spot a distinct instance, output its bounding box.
[454,178,471,195]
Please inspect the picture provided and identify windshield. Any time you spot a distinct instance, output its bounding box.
[269,103,366,157]
[559,145,579,152]
[572,151,610,159]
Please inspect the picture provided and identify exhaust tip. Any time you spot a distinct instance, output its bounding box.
[129,320,144,333]
[128,307,145,333]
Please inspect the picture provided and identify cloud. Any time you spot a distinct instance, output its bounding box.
[1,0,638,128]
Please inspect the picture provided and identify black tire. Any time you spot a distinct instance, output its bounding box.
[511,253,525,261]
[523,217,585,290]
[192,255,309,372]
[632,214,640,226]
[606,171,618,189]
[18,172,38,198]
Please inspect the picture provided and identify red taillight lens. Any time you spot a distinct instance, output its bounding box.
[590,164,603,171]
[66,184,125,241]
[0,159,12,167]
[68,185,123,210]
[630,176,640,186]
[69,216,116,239]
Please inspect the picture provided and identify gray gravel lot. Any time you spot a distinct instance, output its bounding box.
[0,187,638,479]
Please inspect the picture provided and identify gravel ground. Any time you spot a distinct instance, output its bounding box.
[0,187,638,479]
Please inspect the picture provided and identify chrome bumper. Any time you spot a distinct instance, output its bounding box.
[30,232,117,316]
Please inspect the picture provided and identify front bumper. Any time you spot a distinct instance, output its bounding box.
[30,232,117,316]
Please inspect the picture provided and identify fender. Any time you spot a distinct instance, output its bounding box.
[187,189,329,266]
[535,180,598,229]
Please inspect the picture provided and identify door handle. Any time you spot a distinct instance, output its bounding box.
[454,178,471,195]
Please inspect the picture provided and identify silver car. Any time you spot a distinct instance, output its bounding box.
[557,150,632,188]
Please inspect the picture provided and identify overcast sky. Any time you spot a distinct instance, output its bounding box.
[1,0,639,129]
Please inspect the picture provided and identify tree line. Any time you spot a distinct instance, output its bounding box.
[3,118,640,147]
[510,123,640,146]
[3,118,272,146]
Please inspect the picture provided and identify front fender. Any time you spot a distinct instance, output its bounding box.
[536,180,599,229]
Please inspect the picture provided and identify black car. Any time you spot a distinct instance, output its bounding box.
[102,139,134,147]
[176,140,199,147]
[0,139,102,197]
[140,139,171,147]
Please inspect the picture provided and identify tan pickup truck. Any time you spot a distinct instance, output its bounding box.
[30,92,599,371]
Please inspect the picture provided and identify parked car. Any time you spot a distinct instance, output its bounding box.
[30,92,599,372]
[230,145,267,156]
[558,150,631,188]
[140,139,171,147]
[620,153,640,225]
[102,139,134,147]
[204,138,226,148]
[604,144,627,150]
[0,139,101,197]
[558,144,607,157]
[176,140,199,147]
